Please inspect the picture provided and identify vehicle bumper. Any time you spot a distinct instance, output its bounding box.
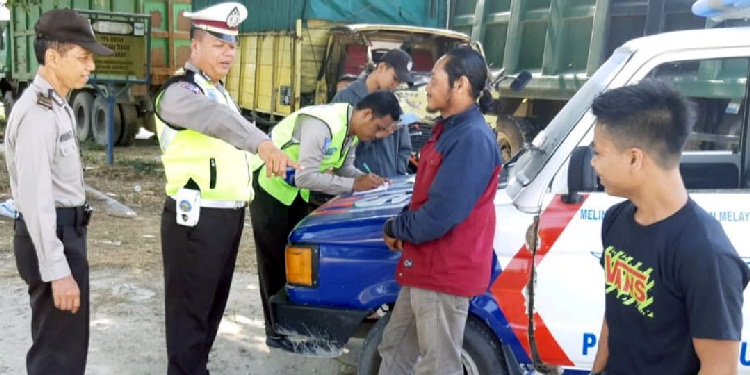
[270,290,371,355]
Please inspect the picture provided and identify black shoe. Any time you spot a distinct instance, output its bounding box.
[265,335,295,352]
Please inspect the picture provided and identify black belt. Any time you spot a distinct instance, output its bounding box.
[16,205,93,227]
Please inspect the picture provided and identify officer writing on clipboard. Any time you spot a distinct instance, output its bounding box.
[249,90,402,350]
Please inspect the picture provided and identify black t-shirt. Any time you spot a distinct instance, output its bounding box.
[601,199,749,375]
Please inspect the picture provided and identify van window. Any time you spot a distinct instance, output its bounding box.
[647,57,750,189]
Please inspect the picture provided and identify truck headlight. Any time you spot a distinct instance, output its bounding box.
[286,246,319,287]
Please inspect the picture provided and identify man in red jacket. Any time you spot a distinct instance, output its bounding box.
[379,46,503,374]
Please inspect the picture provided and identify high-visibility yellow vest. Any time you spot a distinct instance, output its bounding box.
[155,70,254,201]
[253,103,356,206]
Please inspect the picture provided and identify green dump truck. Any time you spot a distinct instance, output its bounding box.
[448,0,713,160]
[0,0,191,146]
[191,0,467,131]
[185,1,717,162]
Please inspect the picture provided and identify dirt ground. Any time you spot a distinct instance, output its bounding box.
[0,137,360,374]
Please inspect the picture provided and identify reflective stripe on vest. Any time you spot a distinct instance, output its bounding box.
[155,71,254,202]
[254,103,356,206]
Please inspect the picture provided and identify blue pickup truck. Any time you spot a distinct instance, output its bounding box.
[268,176,525,375]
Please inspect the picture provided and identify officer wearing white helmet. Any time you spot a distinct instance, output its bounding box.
[153,2,299,373]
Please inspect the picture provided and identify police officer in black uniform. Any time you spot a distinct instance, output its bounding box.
[4,9,113,375]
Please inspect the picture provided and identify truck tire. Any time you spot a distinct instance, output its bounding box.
[142,112,157,133]
[71,91,94,142]
[358,313,509,375]
[3,90,16,118]
[117,103,139,146]
[91,96,123,147]
[495,116,538,163]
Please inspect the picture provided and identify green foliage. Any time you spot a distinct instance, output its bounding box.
[82,139,105,151]
[119,158,162,175]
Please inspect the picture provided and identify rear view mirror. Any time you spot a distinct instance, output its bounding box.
[510,71,532,91]
[563,146,597,203]
[489,69,531,91]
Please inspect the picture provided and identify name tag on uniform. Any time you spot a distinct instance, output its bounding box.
[59,130,74,142]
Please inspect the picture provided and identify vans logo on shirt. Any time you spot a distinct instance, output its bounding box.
[604,246,655,318]
[59,130,74,142]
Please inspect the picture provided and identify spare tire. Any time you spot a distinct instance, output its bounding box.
[91,96,123,147]
[495,116,540,163]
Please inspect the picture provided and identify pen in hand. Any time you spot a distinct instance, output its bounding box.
[361,163,390,186]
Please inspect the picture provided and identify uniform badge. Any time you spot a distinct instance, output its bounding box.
[180,82,201,95]
[322,138,337,156]
[226,7,240,28]
[36,92,53,110]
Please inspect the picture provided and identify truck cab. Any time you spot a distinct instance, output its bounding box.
[269,17,750,375]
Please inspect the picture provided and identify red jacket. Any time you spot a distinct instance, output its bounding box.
[387,106,502,297]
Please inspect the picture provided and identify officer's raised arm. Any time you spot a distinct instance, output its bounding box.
[157,79,268,153]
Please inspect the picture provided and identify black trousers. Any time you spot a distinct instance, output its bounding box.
[14,219,89,375]
[249,176,310,337]
[161,198,245,375]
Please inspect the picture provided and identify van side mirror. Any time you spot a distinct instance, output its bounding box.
[510,71,532,91]
[490,69,532,91]
[563,146,597,204]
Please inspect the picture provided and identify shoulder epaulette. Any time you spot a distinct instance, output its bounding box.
[159,69,202,94]
[155,69,204,131]
[36,92,53,110]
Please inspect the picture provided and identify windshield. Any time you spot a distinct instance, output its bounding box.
[507,49,632,187]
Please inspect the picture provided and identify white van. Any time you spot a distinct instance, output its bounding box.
[498,20,750,372]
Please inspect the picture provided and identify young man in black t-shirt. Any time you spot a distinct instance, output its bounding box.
[589,79,750,375]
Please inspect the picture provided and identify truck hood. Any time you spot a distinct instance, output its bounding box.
[289,176,415,245]
[289,167,511,245]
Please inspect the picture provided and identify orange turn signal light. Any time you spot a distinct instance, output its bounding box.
[286,246,318,287]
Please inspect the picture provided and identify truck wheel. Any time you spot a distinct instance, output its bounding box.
[91,96,123,147]
[495,116,538,163]
[117,103,139,146]
[142,112,157,133]
[358,313,509,375]
[3,90,16,118]
[71,91,94,142]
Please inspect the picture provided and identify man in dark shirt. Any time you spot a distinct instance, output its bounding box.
[590,79,750,375]
[335,74,358,93]
[330,49,413,178]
